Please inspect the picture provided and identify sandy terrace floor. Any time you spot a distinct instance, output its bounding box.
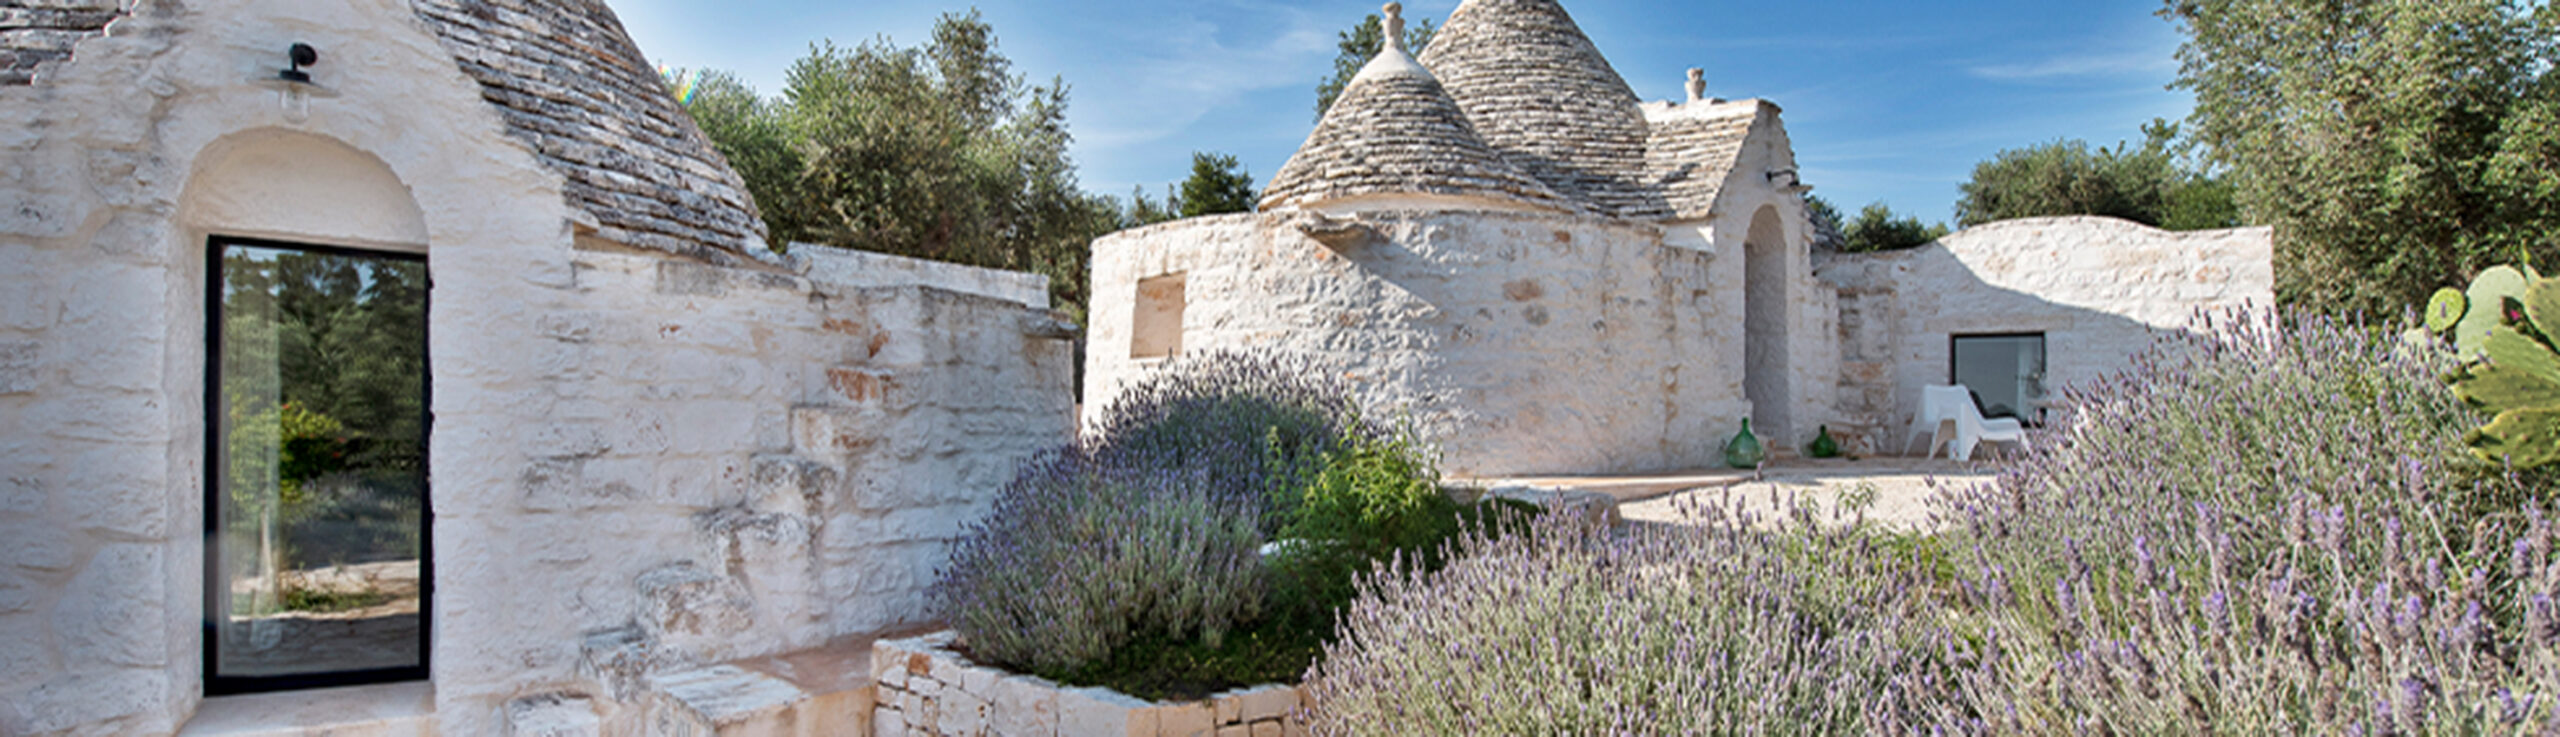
[1486,457,2009,532]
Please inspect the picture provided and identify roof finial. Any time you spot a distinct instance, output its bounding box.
[1384,3,1407,54]
[1686,68,1707,103]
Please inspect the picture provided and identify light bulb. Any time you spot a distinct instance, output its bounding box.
[281,86,310,123]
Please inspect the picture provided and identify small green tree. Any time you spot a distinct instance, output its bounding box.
[1841,202,1950,253]
[1314,11,1436,120]
[1954,120,2238,230]
[1176,152,1256,218]
[673,11,1123,321]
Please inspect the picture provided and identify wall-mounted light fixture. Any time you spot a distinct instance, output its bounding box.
[252,42,339,123]
[280,43,317,83]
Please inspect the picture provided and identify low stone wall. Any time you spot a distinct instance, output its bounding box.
[871,632,1306,737]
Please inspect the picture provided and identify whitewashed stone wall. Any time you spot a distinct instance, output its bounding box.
[0,1,1073,734]
[1084,210,1739,477]
[1815,216,2274,453]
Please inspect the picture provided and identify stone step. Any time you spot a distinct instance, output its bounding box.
[638,641,875,737]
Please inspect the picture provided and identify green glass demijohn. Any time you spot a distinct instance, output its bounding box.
[1807,425,1841,459]
[1723,418,1765,469]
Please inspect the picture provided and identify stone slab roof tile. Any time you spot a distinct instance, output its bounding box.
[1417,0,1666,220]
[1642,101,1764,221]
[411,0,767,260]
[1259,36,1578,215]
[0,0,124,86]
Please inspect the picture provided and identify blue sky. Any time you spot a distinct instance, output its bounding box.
[613,1,2192,226]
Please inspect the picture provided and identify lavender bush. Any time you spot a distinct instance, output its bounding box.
[1303,498,1975,734]
[937,352,1445,690]
[1940,311,2560,731]
[934,451,1266,676]
[1085,350,1372,525]
[1309,311,2560,733]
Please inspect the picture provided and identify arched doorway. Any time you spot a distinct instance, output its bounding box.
[1744,205,1790,445]
[181,129,433,694]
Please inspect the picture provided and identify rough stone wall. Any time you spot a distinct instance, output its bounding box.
[0,1,1072,734]
[1084,210,1735,477]
[502,249,1072,736]
[1816,216,2274,453]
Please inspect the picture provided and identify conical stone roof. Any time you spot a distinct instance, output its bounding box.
[1259,5,1575,215]
[1418,0,1666,219]
[411,0,769,260]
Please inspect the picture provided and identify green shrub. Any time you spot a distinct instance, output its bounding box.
[937,352,1507,700]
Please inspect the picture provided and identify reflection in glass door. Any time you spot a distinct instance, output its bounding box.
[206,238,428,692]
[1951,333,2047,424]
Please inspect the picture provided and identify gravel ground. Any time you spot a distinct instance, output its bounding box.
[1617,458,2005,532]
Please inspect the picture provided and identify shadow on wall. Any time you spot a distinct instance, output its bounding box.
[1816,216,2274,456]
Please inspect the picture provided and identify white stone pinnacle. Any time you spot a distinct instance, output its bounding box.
[1352,2,1430,83]
[1687,67,1706,103]
[1385,3,1407,52]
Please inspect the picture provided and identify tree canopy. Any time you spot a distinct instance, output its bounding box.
[1810,196,1949,254]
[1175,152,1256,219]
[1954,120,2239,231]
[2166,0,2560,313]
[1842,201,1951,254]
[675,11,1122,319]
[1314,11,1436,120]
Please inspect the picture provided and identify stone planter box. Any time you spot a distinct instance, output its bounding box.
[872,631,1308,737]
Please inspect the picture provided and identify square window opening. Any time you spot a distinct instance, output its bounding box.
[1949,333,2047,426]
[1132,273,1187,360]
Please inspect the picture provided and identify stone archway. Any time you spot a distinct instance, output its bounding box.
[1744,205,1791,444]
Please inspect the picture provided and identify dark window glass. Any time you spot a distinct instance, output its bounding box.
[208,239,427,692]
[1951,334,2047,424]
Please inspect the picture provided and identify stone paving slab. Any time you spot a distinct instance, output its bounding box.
[1618,457,2002,531]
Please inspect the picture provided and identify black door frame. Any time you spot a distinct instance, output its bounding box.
[202,235,432,695]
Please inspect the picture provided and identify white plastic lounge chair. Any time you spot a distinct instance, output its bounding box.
[1905,384,2030,462]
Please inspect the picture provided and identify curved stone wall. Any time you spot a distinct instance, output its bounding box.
[1085,210,1744,477]
[1817,215,2275,454]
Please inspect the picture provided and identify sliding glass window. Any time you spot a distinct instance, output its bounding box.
[206,238,428,693]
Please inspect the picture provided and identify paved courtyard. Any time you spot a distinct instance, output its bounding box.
[1477,456,2010,531]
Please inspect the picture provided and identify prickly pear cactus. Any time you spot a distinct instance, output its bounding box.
[2441,269,2560,469]
[2455,266,2533,362]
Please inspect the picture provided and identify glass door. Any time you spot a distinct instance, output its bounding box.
[206,237,428,693]
[1950,333,2047,424]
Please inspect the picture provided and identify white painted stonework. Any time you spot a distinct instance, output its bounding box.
[1815,216,2274,454]
[1086,210,1749,477]
[0,1,1072,735]
[1087,105,1842,476]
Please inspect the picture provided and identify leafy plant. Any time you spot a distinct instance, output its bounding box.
[2428,265,2560,468]
[938,351,1504,698]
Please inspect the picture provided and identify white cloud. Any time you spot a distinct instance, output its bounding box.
[1969,46,2177,81]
